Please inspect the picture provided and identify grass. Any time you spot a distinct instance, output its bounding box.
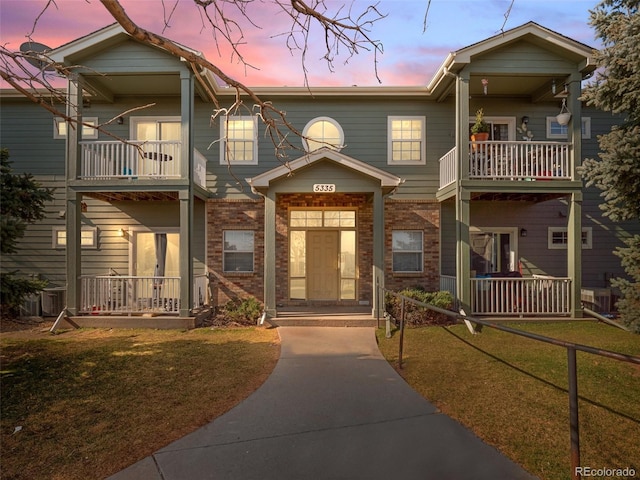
[376,321,640,480]
[0,325,280,480]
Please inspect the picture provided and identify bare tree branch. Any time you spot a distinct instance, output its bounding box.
[1,0,386,166]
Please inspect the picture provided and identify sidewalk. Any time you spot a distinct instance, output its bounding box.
[108,327,537,480]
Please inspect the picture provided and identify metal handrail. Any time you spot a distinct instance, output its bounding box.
[376,282,640,480]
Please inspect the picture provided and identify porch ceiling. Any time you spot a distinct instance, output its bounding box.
[83,191,179,202]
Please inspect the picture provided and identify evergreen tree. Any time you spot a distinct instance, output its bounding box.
[1,148,54,316]
[580,0,640,332]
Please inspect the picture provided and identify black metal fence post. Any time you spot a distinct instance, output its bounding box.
[568,346,581,479]
[399,297,406,369]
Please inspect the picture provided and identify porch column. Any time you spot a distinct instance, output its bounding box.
[568,71,583,179]
[179,189,194,317]
[457,72,470,181]
[568,191,583,318]
[178,71,195,317]
[456,189,471,314]
[263,191,277,317]
[455,71,471,313]
[372,189,384,317]
[65,75,83,315]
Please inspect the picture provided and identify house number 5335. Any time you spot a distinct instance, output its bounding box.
[313,184,336,193]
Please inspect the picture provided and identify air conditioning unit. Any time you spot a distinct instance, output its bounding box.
[20,293,42,317]
[581,287,611,313]
[41,288,66,317]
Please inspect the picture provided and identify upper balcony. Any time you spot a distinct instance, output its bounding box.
[439,140,576,199]
[77,140,207,190]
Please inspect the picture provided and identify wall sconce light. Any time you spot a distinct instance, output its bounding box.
[117,116,124,125]
[520,228,528,237]
[116,228,128,238]
[551,79,556,95]
[481,78,489,95]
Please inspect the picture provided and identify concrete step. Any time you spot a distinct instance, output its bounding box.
[270,307,379,327]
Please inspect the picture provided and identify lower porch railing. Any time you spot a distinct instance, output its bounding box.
[470,276,572,316]
[440,275,572,315]
[80,275,210,315]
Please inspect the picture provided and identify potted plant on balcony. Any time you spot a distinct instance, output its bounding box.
[471,108,490,142]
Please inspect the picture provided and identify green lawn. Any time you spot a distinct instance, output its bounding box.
[376,321,640,480]
[1,326,280,480]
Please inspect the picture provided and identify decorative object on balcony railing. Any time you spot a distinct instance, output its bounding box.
[517,116,534,141]
[470,108,490,144]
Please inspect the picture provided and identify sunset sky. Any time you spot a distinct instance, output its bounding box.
[1,0,599,87]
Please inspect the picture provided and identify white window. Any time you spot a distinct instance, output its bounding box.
[548,227,592,249]
[54,117,98,139]
[52,226,98,249]
[392,230,423,272]
[546,117,591,139]
[302,117,344,152]
[388,116,426,164]
[220,116,258,165]
[223,230,255,272]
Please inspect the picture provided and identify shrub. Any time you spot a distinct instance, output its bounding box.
[1,272,48,318]
[220,296,263,325]
[385,288,455,327]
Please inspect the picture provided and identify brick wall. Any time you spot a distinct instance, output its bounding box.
[207,196,441,308]
[207,199,264,306]
[384,200,440,292]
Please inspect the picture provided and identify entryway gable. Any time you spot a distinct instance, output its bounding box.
[247,147,403,195]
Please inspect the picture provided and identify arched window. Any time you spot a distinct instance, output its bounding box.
[302,117,344,152]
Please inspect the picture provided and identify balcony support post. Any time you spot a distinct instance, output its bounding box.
[65,75,84,315]
[456,190,472,314]
[568,191,583,318]
[178,71,195,317]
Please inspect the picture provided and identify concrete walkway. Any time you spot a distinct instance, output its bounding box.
[108,327,537,480]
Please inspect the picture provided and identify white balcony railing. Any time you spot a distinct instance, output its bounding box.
[79,141,208,184]
[80,140,181,179]
[438,141,572,188]
[470,141,571,180]
[439,147,457,188]
[80,274,211,315]
[471,276,571,316]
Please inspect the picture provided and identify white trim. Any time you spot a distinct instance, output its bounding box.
[129,116,181,140]
[469,226,519,272]
[54,117,98,139]
[387,116,426,165]
[247,147,404,191]
[392,230,424,273]
[128,227,180,275]
[302,116,345,152]
[219,115,258,165]
[467,116,516,141]
[223,230,255,273]
[52,226,98,249]
[546,117,591,139]
[548,227,593,249]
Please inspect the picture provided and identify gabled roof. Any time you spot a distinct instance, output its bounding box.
[428,22,597,99]
[49,23,203,63]
[247,147,404,194]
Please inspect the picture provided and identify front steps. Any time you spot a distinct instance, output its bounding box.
[269,306,379,327]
